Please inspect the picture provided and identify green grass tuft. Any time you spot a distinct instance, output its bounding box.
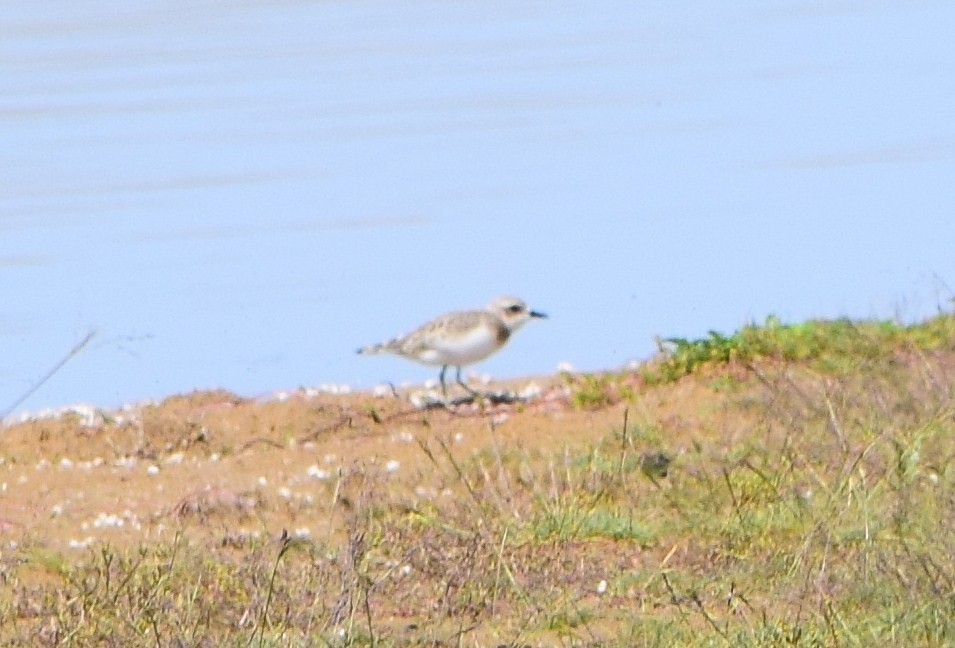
[644,312,955,384]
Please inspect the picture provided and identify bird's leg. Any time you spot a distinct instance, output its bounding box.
[455,366,479,397]
[439,365,449,399]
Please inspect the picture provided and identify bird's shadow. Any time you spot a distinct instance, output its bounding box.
[420,390,526,410]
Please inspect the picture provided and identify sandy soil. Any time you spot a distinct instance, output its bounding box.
[1,375,667,555]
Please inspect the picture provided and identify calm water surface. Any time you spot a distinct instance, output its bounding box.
[3,1,955,416]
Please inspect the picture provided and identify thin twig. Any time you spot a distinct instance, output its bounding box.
[249,530,295,648]
[3,330,96,419]
[618,407,630,482]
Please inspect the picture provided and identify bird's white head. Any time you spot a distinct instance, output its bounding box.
[488,296,547,331]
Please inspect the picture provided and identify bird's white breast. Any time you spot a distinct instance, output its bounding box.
[413,322,503,366]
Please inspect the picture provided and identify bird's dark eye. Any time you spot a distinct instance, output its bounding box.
[507,304,523,313]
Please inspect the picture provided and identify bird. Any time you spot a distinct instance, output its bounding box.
[357,296,547,399]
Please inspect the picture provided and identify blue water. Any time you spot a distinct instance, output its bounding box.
[3,1,954,416]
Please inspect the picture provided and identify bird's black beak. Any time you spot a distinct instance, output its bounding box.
[530,310,547,319]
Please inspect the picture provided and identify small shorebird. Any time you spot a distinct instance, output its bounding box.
[357,296,547,398]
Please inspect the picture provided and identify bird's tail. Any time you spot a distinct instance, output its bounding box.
[356,340,397,355]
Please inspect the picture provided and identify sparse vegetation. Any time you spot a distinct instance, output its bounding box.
[567,373,634,409]
[1,313,953,646]
[643,313,955,384]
